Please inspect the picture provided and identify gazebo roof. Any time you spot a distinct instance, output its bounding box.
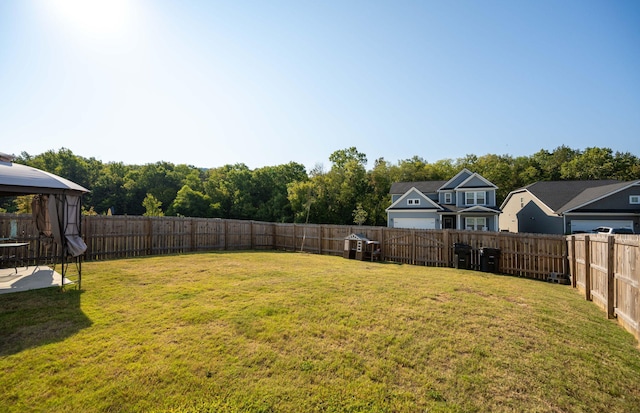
[0,155,89,196]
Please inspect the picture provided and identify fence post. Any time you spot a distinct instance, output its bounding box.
[570,236,577,288]
[411,230,416,265]
[443,230,450,267]
[636,238,640,339]
[607,235,615,319]
[250,221,254,250]
[223,220,228,250]
[83,215,92,261]
[584,235,591,301]
[190,219,196,252]
[146,217,153,256]
[272,223,276,250]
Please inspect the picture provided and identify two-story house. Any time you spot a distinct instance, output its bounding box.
[386,169,501,230]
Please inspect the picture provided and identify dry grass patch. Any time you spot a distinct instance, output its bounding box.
[1,251,639,412]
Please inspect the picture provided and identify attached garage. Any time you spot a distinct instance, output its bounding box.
[569,219,634,234]
[392,217,436,229]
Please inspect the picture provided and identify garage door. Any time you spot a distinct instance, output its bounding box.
[570,219,634,234]
[393,218,436,229]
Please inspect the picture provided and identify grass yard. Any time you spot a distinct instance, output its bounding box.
[1,251,639,413]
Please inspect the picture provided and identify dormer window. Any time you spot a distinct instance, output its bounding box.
[465,191,486,205]
[631,195,640,204]
[444,193,452,204]
[407,198,421,205]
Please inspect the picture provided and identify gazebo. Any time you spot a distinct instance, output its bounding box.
[0,153,89,289]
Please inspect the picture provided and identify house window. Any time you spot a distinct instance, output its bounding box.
[465,191,486,205]
[407,198,421,205]
[465,217,487,231]
[444,193,452,204]
[631,195,640,204]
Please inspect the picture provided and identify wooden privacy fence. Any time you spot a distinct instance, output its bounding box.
[2,213,567,278]
[568,234,640,341]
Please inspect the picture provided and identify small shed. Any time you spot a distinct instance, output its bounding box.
[343,233,380,261]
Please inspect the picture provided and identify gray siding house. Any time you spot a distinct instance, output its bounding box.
[500,180,640,234]
[386,169,501,231]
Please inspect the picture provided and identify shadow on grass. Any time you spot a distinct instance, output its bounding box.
[0,287,92,356]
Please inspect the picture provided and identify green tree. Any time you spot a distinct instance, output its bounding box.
[91,162,131,214]
[324,147,371,224]
[364,157,393,226]
[561,147,615,180]
[168,185,213,217]
[142,193,164,217]
[530,146,579,181]
[287,180,318,223]
[251,162,307,222]
[204,164,255,219]
[352,203,368,225]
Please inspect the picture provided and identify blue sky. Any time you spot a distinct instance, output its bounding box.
[1,1,639,171]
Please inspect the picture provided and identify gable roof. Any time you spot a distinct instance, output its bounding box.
[500,180,620,213]
[557,180,640,213]
[439,168,473,190]
[391,169,497,195]
[386,187,443,211]
[457,172,498,189]
[390,181,446,195]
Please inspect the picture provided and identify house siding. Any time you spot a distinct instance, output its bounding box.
[500,191,561,233]
[460,175,491,188]
[517,201,563,234]
[462,215,499,231]
[456,189,495,208]
[573,186,640,212]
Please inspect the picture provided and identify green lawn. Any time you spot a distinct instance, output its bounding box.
[1,251,639,413]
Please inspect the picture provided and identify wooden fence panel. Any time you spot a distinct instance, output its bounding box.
[298,224,320,253]
[573,236,588,294]
[192,218,225,251]
[588,234,611,312]
[251,221,275,250]
[384,229,413,264]
[569,233,640,341]
[414,231,447,267]
[274,224,295,251]
[614,236,640,338]
[225,220,251,250]
[320,225,353,256]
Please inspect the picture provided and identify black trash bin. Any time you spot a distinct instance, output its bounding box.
[480,247,500,273]
[454,243,472,270]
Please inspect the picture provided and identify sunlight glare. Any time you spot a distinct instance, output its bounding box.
[43,0,135,41]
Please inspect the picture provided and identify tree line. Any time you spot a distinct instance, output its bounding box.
[2,146,639,226]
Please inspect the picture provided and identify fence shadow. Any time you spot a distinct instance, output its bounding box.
[0,288,92,357]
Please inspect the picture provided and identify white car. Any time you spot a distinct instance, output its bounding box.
[592,226,635,234]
